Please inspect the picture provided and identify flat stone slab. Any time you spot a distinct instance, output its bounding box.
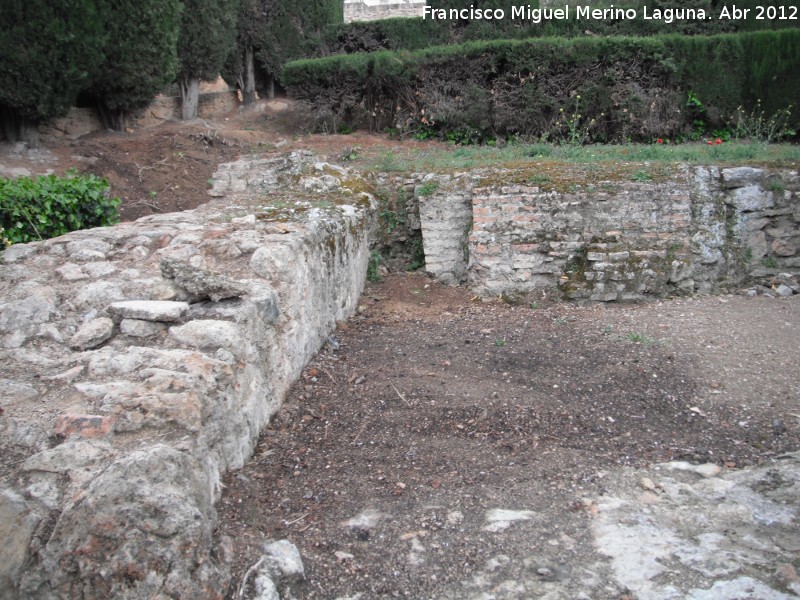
[107,300,189,322]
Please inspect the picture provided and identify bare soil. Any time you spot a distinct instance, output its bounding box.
[216,273,800,599]
[2,104,798,599]
[0,99,430,223]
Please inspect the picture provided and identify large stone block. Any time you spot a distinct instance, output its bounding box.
[0,489,41,594]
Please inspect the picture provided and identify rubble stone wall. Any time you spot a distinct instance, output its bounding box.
[0,152,372,598]
[418,166,800,300]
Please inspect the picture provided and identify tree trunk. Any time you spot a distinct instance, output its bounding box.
[0,106,40,147]
[180,77,200,120]
[266,75,275,100]
[96,104,127,132]
[243,45,256,105]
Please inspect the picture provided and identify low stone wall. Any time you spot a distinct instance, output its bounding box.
[0,152,373,598]
[417,165,800,300]
[343,0,427,22]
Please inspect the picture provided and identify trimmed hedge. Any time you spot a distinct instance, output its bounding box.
[323,0,800,56]
[0,171,120,248]
[283,30,800,142]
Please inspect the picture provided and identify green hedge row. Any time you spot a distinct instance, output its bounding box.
[323,0,796,55]
[284,30,800,142]
[0,171,120,248]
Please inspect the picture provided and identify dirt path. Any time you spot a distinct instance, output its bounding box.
[216,273,800,599]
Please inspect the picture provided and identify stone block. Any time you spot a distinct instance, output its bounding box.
[23,439,113,472]
[0,379,40,407]
[591,291,619,302]
[52,414,116,439]
[0,489,40,594]
[0,243,37,263]
[771,239,797,257]
[66,238,113,260]
[160,257,249,301]
[56,263,88,281]
[75,281,124,310]
[721,166,764,189]
[593,262,614,271]
[69,317,115,350]
[262,539,306,580]
[120,318,167,338]
[107,300,190,322]
[106,391,203,432]
[0,291,57,334]
[169,319,247,357]
[728,186,774,212]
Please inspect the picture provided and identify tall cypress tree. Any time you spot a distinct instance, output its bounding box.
[177,0,240,120]
[256,0,343,92]
[226,0,269,104]
[226,0,342,104]
[90,0,183,131]
[0,0,105,146]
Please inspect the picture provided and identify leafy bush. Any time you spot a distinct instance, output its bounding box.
[0,170,120,248]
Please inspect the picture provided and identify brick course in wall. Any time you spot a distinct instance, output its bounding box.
[416,166,800,301]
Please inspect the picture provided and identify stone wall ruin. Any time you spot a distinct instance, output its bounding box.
[416,165,800,301]
[0,152,373,598]
[1,153,799,598]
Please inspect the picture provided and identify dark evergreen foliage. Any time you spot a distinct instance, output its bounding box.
[0,0,105,144]
[90,0,183,131]
[177,0,240,83]
[224,0,342,100]
[324,0,798,56]
[177,0,240,119]
[283,30,800,142]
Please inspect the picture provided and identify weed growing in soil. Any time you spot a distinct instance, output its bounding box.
[367,251,382,282]
[624,332,660,345]
[417,181,439,197]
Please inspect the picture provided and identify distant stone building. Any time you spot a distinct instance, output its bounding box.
[343,0,427,22]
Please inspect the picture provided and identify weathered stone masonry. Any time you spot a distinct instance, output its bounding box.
[418,166,800,300]
[1,155,798,598]
[0,152,373,598]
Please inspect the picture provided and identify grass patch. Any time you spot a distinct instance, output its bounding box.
[359,142,800,176]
